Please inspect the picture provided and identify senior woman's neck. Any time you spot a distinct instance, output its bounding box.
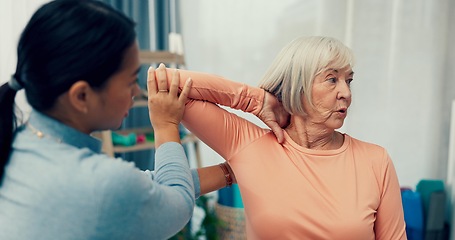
[285,117,344,150]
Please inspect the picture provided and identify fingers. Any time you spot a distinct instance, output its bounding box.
[268,122,285,144]
[169,69,180,96]
[156,63,168,92]
[148,63,189,101]
[147,66,156,98]
[274,129,285,144]
[179,78,192,104]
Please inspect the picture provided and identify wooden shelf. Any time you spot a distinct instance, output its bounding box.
[133,99,148,107]
[112,133,198,154]
[113,127,153,135]
[139,51,185,65]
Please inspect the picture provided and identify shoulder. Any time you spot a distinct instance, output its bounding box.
[346,134,395,177]
[347,134,389,161]
[80,154,150,195]
[346,134,393,175]
[12,128,148,197]
[346,135,400,194]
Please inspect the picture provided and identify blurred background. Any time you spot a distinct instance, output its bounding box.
[1,0,455,238]
[178,0,455,189]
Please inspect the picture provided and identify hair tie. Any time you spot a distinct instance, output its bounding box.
[8,75,23,91]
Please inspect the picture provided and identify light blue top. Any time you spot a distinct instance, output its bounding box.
[0,110,201,240]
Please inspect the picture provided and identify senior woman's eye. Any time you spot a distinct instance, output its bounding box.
[327,77,337,83]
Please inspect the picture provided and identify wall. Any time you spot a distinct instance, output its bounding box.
[0,0,48,118]
[179,0,455,188]
[1,0,454,189]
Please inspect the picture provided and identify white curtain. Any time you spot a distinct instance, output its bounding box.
[180,0,455,189]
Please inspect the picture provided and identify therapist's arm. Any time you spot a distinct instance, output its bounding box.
[196,162,236,195]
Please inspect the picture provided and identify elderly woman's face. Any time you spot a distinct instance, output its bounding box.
[304,65,353,130]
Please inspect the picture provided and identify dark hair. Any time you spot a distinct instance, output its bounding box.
[0,0,136,181]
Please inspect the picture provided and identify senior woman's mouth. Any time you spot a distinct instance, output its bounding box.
[335,108,348,117]
[337,107,347,113]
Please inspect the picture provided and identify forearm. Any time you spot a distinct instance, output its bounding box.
[162,68,266,115]
[197,163,235,195]
[153,125,181,148]
[132,142,195,239]
[153,142,194,195]
[197,165,227,195]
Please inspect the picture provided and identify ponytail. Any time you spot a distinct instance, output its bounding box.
[0,79,21,183]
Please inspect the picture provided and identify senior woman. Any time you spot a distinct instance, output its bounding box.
[154,36,406,239]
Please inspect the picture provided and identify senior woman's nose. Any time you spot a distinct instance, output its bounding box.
[337,81,352,100]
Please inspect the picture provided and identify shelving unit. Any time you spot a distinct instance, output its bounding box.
[139,51,185,66]
[95,50,201,168]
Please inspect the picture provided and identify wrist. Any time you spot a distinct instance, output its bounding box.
[153,125,181,148]
[218,162,233,187]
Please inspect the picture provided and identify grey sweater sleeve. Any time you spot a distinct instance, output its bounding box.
[97,142,196,240]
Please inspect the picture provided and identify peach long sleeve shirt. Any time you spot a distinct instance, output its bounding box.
[165,69,406,240]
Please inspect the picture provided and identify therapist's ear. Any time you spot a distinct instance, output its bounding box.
[67,80,92,114]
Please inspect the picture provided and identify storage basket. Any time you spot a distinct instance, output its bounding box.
[214,203,246,240]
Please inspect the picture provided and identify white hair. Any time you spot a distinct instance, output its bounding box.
[258,36,354,115]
